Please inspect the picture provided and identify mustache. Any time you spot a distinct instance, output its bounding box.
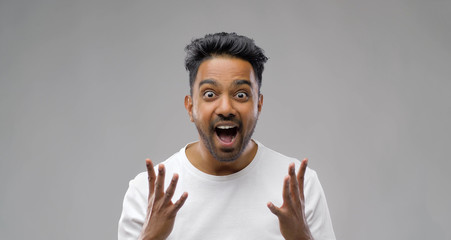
[210,115,242,130]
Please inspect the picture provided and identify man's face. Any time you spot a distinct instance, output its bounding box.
[185,56,263,162]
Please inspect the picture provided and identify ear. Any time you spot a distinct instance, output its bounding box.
[184,95,194,122]
[257,94,263,114]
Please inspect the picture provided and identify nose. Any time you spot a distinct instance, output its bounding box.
[215,95,236,118]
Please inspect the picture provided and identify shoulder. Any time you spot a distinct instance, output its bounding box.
[256,141,317,182]
[129,149,185,193]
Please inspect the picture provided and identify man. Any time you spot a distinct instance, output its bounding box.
[118,32,336,240]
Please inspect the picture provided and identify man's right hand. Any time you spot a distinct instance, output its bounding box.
[139,159,188,240]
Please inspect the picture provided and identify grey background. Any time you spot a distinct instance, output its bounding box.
[1,0,450,239]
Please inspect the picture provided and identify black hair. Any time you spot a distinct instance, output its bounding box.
[184,32,268,95]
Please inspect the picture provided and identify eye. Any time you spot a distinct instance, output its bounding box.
[203,91,216,99]
[235,92,248,100]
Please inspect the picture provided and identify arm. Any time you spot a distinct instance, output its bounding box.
[267,158,314,240]
[139,159,188,240]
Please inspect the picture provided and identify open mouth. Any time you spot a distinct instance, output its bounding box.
[215,125,238,144]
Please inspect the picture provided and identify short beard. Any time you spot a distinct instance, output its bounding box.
[195,119,257,162]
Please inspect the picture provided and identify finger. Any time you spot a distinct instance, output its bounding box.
[267,202,282,217]
[154,164,166,199]
[297,158,308,201]
[288,162,301,208]
[172,192,188,214]
[282,175,294,207]
[146,159,156,196]
[163,173,179,205]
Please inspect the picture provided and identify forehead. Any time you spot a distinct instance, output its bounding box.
[194,57,257,88]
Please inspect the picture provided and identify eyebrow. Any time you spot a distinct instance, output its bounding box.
[198,79,253,89]
[198,79,218,88]
[232,80,252,89]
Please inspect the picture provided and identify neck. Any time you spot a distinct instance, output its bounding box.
[185,140,258,176]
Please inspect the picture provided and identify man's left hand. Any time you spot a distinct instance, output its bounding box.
[267,158,314,240]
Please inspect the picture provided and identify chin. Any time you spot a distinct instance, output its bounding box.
[212,150,241,162]
[210,138,250,162]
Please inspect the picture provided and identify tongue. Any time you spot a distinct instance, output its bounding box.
[218,132,234,143]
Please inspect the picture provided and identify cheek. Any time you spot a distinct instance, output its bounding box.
[192,105,198,119]
[241,105,259,124]
[192,104,212,122]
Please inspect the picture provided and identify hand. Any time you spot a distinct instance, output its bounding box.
[267,158,313,240]
[139,159,188,240]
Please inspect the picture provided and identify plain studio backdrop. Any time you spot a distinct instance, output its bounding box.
[1,1,450,239]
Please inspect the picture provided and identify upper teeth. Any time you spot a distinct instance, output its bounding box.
[217,126,235,129]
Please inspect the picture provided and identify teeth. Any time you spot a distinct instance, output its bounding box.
[216,125,235,129]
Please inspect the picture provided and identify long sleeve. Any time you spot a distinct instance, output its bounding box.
[118,173,147,240]
[304,170,336,240]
